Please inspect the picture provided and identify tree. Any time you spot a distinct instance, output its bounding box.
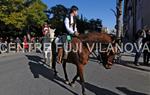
[0,0,48,37]
[45,4,68,36]
[47,4,68,28]
[26,0,48,28]
[89,18,102,31]
[25,0,48,36]
[116,0,123,39]
[0,0,27,30]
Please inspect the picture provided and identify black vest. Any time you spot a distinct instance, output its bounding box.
[55,15,77,36]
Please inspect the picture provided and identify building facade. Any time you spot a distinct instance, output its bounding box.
[123,0,150,41]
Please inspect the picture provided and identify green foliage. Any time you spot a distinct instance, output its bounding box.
[47,5,68,28]
[0,0,48,36]
[0,2,103,37]
[0,0,26,29]
[26,0,48,27]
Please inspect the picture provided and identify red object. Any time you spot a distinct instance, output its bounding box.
[23,39,28,49]
[24,42,28,49]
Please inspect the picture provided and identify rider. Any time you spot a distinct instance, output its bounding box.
[57,5,79,64]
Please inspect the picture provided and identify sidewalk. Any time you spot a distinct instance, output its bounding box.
[0,52,21,57]
[117,53,150,72]
[0,50,39,57]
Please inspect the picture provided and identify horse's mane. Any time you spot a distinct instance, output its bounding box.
[78,32,115,43]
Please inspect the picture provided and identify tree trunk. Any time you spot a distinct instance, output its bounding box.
[116,0,123,40]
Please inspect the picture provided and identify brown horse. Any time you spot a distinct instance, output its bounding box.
[53,32,117,95]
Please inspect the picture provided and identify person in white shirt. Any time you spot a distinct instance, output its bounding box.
[57,5,79,64]
[64,6,79,36]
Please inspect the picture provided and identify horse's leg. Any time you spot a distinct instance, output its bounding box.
[78,64,86,95]
[62,60,70,84]
[52,41,57,76]
[70,72,79,87]
[52,54,57,76]
[70,64,79,87]
[49,48,52,67]
[43,51,47,64]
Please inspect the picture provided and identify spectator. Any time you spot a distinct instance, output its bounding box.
[30,36,35,50]
[143,29,150,66]
[15,37,21,52]
[23,36,28,52]
[133,29,146,66]
[0,37,2,54]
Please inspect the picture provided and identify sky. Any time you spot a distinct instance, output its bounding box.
[42,0,116,29]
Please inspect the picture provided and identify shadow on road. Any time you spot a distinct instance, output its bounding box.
[76,80,119,95]
[84,82,120,95]
[26,55,45,64]
[116,87,148,95]
[26,55,129,95]
[89,57,100,63]
[26,55,78,95]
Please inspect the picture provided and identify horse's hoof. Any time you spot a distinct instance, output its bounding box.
[70,83,76,88]
[77,77,80,80]
[64,81,70,85]
[53,72,58,77]
[54,73,57,77]
[82,92,86,95]
[52,70,58,77]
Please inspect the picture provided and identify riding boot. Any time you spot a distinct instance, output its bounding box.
[57,48,63,64]
[63,51,68,60]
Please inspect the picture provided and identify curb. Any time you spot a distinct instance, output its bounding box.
[0,52,22,57]
[116,63,150,72]
[116,53,150,72]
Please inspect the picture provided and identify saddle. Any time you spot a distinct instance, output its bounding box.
[59,34,72,43]
[57,35,80,63]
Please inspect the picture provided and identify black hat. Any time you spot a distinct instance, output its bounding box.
[70,5,78,13]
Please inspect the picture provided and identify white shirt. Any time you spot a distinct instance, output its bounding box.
[64,15,77,34]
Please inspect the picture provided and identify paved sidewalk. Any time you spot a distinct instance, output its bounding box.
[0,51,31,57]
[0,52,18,57]
[117,53,150,72]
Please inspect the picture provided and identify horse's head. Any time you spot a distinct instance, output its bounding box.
[101,45,117,69]
[49,28,56,33]
[79,32,117,69]
[48,28,56,42]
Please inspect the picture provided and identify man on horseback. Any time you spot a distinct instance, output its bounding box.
[57,5,79,64]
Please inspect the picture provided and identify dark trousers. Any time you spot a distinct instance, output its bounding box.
[134,52,142,64]
[143,50,150,64]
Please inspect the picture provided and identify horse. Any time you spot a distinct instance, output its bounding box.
[52,31,117,95]
[43,27,55,67]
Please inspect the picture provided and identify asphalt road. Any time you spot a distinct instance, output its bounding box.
[0,52,149,95]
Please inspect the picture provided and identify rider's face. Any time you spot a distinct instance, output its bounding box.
[73,10,78,16]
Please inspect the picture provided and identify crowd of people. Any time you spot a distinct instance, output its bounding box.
[0,36,43,53]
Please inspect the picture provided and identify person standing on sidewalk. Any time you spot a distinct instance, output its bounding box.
[133,29,146,66]
[15,37,21,52]
[143,29,150,66]
[23,36,29,53]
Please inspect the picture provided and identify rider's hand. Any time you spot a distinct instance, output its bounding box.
[75,31,79,36]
